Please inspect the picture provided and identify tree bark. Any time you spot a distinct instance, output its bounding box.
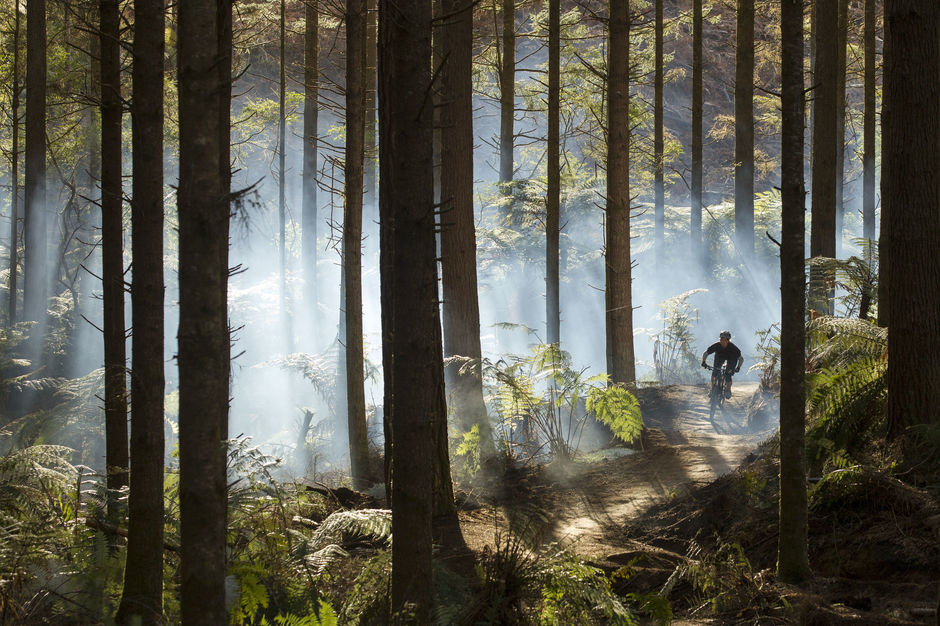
[882,0,940,440]
[810,0,838,315]
[364,0,377,219]
[546,0,560,345]
[691,0,702,265]
[345,0,369,488]
[834,0,847,256]
[100,0,129,512]
[862,0,876,242]
[499,0,515,191]
[654,0,664,267]
[606,0,635,386]
[379,0,437,614]
[8,0,21,327]
[116,0,166,619]
[303,0,319,335]
[776,0,810,585]
[279,0,293,352]
[440,0,498,469]
[177,0,232,621]
[24,0,46,327]
[734,0,754,260]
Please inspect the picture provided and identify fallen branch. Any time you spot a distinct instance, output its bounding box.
[84,517,179,553]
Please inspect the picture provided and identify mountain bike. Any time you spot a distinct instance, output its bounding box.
[702,363,729,422]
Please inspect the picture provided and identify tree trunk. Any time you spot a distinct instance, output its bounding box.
[345,0,369,488]
[654,0,664,267]
[546,0,560,345]
[100,0,129,512]
[734,0,754,261]
[499,0,515,191]
[24,0,47,332]
[177,0,232,621]
[116,0,166,620]
[691,0,702,265]
[302,0,319,336]
[883,0,940,441]
[379,0,437,614]
[279,0,293,352]
[776,0,810,585]
[862,0,876,242]
[834,0,847,256]
[364,0,377,219]
[606,0,635,387]
[439,0,498,469]
[8,0,21,327]
[810,0,838,315]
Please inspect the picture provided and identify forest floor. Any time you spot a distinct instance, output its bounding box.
[443,383,940,624]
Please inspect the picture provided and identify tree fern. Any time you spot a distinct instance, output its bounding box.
[805,317,888,472]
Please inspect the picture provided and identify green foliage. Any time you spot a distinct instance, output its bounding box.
[805,317,888,473]
[482,343,643,461]
[585,385,643,447]
[640,289,707,385]
[751,324,780,392]
[290,509,392,577]
[806,239,879,319]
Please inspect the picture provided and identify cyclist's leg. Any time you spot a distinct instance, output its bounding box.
[724,362,733,397]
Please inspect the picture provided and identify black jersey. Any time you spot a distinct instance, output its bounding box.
[704,341,742,368]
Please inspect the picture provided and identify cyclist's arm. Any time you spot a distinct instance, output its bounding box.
[735,355,743,372]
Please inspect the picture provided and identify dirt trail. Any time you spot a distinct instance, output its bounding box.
[457,382,777,563]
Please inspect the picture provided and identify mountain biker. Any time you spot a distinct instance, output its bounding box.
[701,330,743,398]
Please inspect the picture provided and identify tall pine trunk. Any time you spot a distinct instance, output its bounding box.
[734,0,754,260]
[439,0,497,469]
[546,0,560,345]
[178,0,232,620]
[834,0,847,255]
[100,0,129,511]
[24,0,46,329]
[379,0,437,613]
[364,0,377,216]
[810,0,838,315]
[302,0,319,337]
[776,0,810,585]
[8,0,21,326]
[345,0,369,487]
[116,0,166,618]
[279,0,293,352]
[882,0,940,441]
[691,0,702,265]
[606,0,635,387]
[654,0,664,267]
[499,0,515,191]
[862,0,876,242]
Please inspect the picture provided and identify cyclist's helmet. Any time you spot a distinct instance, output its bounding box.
[719,330,732,339]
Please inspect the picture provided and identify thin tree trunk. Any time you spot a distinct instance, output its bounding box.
[116,0,166,619]
[499,0,515,192]
[178,0,232,620]
[654,0,664,267]
[862,0,876,242]
[100,0,129,511]
[810,0,838,315]
[546,0,560,345]
[24,0,47,328]
[379,0,436,613]
[734,0,754,260]
[363,0,377,217]
[776,0,810,585]
[345,0,369,488]
[8,0,21,327]
[834,0,847,255]
[440,0,498,478]
[606,0,635,387]
[883,0,940,440]
[302,0,319,336]
[691,0,702,264]
[279,0,293,352]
